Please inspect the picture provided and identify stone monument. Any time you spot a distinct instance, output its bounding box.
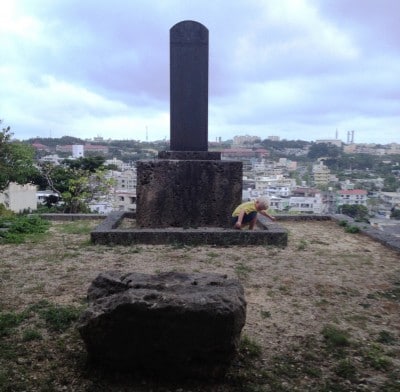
[136,20,242,228]
[90,20,288,246]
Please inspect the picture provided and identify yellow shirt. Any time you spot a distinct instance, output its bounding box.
[232,201,260,217]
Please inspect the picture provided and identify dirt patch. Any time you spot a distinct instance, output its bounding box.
[0,219,399,391]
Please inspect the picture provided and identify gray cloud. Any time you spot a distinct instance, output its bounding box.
[1,0,399,143]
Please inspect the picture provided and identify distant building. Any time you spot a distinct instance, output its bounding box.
[31,142,51,152]
[380,192,400,208]
[56,143,109,155]
[72,144,84,158]
[337,189,368,206]
[312,161,331,185]
[232,135,261,146]
[221,148,269,160]
[268,136,280,141]
[315,139,343,147]
[0,183,37,213]
[37,190,59,205]
[289,194,324,214]
[39,154,62,165]
[292,187,320,197]
[114,191,137,212]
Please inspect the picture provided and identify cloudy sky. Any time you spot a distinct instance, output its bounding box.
[1,0,399,144]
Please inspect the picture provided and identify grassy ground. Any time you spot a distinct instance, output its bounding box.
[0,219,399,391]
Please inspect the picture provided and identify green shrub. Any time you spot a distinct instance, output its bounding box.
[0,311,26,337]
[38,303,81,332]
[22,328,42,341]
[240,335,263,359]
[377,330,397,345]
[334,358,357,380]
[322,324,351,348]
[344,225,360,234]
[0,215,50,243]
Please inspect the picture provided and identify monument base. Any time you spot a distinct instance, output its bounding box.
[90,212,288,247]
[136,159,242,228]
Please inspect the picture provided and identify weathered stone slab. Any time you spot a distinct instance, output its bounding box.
[78,271,246,379]
[158,151,221,160]
[136,160,242,228]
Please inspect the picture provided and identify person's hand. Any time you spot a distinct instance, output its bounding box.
[234,222,242,229]
[270,216,276,221]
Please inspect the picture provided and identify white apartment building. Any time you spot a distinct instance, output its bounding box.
[72,144,84,158]
[261,186,291,198]
[254,175,296,190]
[289,194,324,214]
[107,169,137,192]
[103,169,137,212]
[269,196,290,211]
[337,190,368,206]
[105,158,134,171]
[0,183,37,213]
[39,154,62,165]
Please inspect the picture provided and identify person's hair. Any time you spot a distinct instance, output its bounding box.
[256,197,269,210]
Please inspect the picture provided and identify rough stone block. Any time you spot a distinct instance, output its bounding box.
[136,160,242,228]
[78,271,246,379]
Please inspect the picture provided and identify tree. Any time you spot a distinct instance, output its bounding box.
[382,175,400,192]
[391,208,400,220]
[341,204,369,222]
[38,157,115,213]
[0,121,38,191]
[307,143,341,160]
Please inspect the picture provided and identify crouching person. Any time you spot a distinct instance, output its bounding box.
[231,197,276,230]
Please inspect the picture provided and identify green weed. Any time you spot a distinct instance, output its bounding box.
[38,303,82,332]
[344,225,360,234]
[235,262,253,279]
[364,344,393,370]
[260,310,271,319]
[297,239,308,250]
[377,330,397,345]
[322,324,351,348]
[22,328,42,341]
[240,335,262,359]
[334,358,357,380]
[0,215,50,244]
[0,311,27,337]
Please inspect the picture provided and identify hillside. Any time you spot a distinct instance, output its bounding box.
[0,219,399,391]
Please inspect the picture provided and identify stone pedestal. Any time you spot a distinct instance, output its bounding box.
[136,157,242,228]
[78,271,246,379]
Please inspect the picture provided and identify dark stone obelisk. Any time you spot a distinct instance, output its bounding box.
[170,21,208,151]
[136,21,242,228]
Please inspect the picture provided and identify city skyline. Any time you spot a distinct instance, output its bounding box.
[1,0,399,144]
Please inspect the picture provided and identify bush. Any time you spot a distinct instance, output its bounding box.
[0,215,50,243]
[341,204,369,222]
[344,225,360,234]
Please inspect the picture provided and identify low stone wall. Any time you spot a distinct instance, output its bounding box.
[90,212,288,246]
[35,213,105,221]
[36,212,400,253]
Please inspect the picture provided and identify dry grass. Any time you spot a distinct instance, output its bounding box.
[0,219,399,391]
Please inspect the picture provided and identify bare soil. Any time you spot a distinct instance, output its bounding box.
[0,219,399,391]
